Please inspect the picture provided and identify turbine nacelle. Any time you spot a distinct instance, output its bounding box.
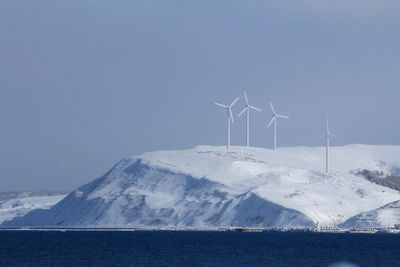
[214,96,240,124]
[266,100,290,151]
[213,95,240,149]
[266,100,289,128]
[237,89,263,147]
[238,89,263,117]
[325,117,336,138]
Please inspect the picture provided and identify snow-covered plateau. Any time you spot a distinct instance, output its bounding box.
[3,145,400,229]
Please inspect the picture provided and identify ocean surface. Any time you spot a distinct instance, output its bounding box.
[0,230,399,266]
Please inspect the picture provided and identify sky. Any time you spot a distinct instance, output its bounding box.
[0,0,400,191]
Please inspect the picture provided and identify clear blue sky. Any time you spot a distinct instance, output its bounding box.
[1,1,399,191]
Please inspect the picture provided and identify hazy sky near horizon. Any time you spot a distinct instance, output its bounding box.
[1,0,400,191]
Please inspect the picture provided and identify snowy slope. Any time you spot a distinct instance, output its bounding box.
[0,194,67,224]
[4,145,400,228]
[340,200,400,228]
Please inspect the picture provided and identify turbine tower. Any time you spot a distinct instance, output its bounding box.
[214,96,240,149]
[266,100,289,151]
[238,89,263,147]
[325,117,335,173]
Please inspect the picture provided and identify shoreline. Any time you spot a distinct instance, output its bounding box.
[0,227,399,234]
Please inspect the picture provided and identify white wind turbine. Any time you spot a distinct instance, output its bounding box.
[266,100,289,151]
[325,117,335,173]
[238,89,263,147]
[214,96,240,149]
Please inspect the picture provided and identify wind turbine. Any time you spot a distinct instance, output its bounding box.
[325,117,335,173]
[214,96,240,149]
[266,100,289,151]
[238,89,263,147]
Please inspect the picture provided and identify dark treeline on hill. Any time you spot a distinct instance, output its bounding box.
[354,170,400,192]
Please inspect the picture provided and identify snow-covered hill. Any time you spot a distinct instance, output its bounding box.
[0,193,67,224]
[3,145,400,228]
[340,200,400,229]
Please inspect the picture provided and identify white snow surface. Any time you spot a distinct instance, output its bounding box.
[0,195,67,224]
[138,145,400,226]
[341,200,400,228]
[4,145,400,228]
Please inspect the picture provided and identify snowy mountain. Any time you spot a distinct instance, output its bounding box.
[340,200,400,229]
[3,145,400,228]
[0,192,67,224]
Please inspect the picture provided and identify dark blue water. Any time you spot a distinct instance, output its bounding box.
[0,231,399,266]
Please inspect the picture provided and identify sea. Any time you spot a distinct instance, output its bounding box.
[0,230,399,266]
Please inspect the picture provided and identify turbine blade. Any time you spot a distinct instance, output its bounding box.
[229,109,234,123]
[329,131,338,139]
[269,101,276,115]
[266,117,275,128]
[243,89,249,105]
[229,96,240,108]
[249,106,263,112]
[214,102,228,109]
[276,114,290,119]
[238,107,248,117]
